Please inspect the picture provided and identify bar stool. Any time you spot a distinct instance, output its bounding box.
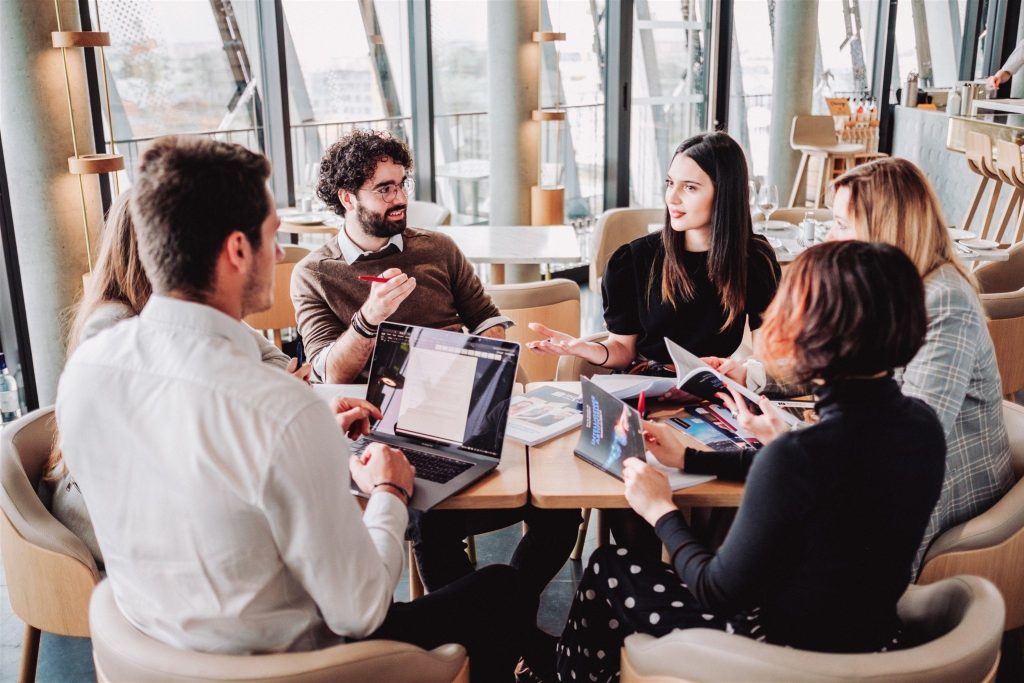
[993,139,1024,245]
[962,131,1004,239]
[787,115,864,208]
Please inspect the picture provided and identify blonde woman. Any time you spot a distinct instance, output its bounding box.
[711,157,1012,574]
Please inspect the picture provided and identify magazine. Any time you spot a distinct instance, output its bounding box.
[505,385,583,446]
[589,375,677,401]
[574,379,715,490]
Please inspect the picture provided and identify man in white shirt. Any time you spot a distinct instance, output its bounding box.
[56,136,531,681]
[988,38,1024,90]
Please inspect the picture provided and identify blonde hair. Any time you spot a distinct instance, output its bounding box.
[829,157,976,287]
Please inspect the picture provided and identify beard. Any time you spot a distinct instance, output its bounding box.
[240,261,273,318]
[357,202,407,238]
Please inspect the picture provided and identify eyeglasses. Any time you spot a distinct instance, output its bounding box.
[362,177,415,203]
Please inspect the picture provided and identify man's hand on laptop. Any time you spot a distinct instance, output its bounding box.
[331,397,383,440]
[349,443,416,505]
[361,267,417,325]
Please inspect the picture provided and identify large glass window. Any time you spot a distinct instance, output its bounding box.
[94,0,265,186]
[630,0,712,207]
[893,0,969,89]
[282,0,412,206]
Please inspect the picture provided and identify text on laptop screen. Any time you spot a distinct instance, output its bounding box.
[366,323,520,458]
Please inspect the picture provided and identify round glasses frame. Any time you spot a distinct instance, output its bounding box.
[362,177,415,203]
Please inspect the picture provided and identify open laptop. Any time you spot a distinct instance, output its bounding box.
[350,321,521,510]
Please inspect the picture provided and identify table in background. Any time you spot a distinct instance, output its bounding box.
[526,382,744,510]
[434,224,581,284]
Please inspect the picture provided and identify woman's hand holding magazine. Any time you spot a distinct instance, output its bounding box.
[640,420,688,468]
[701,356,746,385]
[622,458,678,526]
[716,387,788,445]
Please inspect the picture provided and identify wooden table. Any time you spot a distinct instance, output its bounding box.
[313,383,528,510]
[434,224,581,283]
[525,382,745,509]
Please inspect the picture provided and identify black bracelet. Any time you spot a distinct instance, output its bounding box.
[350,310,378,339]
[594,341,610,367]
[373,481,411,504]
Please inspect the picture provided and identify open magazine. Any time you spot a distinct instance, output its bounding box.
[591,339,804,428]
[505,385,583,446]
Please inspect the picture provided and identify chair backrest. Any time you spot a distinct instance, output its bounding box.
[966,131,997,177]
[790,115,838,149]
[407,200,452,229]
[995,139,1023,186]
[918,401,1024,630]
[981,287,1024,396]
[485,279,580,383]
[553,331,614,382]
[620,575,1003,683]
[769,207,833,225]
[89,581,468,683]
[0,407,99,637]
[976,242,1024,295]
[244,246,310,348]
[589,208,664,291]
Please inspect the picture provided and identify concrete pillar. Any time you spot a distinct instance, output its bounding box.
[0,1,102,403]
[488,0,540,283]
[766,0,819,203]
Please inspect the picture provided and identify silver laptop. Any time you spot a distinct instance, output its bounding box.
[350,321,521,510]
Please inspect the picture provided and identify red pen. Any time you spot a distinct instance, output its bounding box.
[637,391,646,419]
[358,275,391,283]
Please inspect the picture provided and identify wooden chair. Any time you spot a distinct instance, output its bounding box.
[407,200,452,229]
[768,207,833,225]
[788,116,864,208]
[917,401,1024,634]
[244,246,310,348]
[589,208,664,292]
[620,576,1003,682]
[89,580,469,683]
[0,407,100,683]
[993,139,1024,245]
[962,132,1005,240]
[485,279,581,383]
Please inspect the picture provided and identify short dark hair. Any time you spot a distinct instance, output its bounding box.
[130,136,271,299]
[758,241,926,383]
[316,129,412,217]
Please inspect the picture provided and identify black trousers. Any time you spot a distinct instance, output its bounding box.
[409,505,582,618]
[366,564,531,683]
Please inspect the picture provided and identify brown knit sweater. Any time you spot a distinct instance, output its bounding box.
[290,227,502,376]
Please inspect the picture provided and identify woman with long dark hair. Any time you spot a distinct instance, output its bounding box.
[550,241,945,682]
[528,132,780,372]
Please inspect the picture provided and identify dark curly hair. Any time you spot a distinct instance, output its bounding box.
[316,130,413,217]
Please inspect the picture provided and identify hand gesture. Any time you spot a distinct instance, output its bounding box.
[623,458,677,526]
[702,356,747,385]
[349,442,415,503]
[286,357,312,384]
[641,420,687,468]
[332,397,383,440]
[526,322,591,358]
[716,386,787,445]
[361,267,417,326]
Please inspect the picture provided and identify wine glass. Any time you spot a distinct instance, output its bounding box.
[756,184,779,234]
[748,180,759,220]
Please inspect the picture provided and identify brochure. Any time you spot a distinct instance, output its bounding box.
[505,385,583,446]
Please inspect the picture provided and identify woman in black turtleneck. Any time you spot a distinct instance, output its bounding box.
[552,242,946,683]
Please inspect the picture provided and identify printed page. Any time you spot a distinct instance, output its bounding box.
[646,452,716,490]
[396,347,476,444]
[590,375,677,399]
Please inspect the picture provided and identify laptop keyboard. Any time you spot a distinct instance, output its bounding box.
[350,439,474,484]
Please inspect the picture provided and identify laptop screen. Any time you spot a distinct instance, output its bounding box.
[365,322,520,458]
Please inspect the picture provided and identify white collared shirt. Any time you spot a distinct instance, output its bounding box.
[337,224,405,265]
[56,296,407,654]
[1001,39,1024,76]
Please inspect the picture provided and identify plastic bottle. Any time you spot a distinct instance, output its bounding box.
[0,353,21,425]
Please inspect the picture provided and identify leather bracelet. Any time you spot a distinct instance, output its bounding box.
[350,310,378,339]
[373,481,411,504]
[594,341,611,367]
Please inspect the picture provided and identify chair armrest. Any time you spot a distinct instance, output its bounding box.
[922,478,1024,562]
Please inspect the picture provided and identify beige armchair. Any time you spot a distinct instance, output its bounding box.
[975,241,1024,295]
[917,401,1024,631]
[89,580,469,683]
[0,407,100,682]
[768,207,833,225]
[244,246,309,348]
[486,278,581,383]
[589,208,664,292]
[621,575,1004,683]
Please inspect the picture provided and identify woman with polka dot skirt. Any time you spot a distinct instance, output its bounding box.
[552,242,946,682]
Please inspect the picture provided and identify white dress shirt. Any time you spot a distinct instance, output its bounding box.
[1000,39,1024,76]
[56,296,407,654]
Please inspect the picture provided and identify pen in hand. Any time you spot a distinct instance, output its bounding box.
[358,275,392,283]
[638,391,646,419]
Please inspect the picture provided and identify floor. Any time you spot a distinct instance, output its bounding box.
[3,284,1022,681]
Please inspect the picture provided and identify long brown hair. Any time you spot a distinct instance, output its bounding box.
[828,157,976,287]
[657,132,776,330]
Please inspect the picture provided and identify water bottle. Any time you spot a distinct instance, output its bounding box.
[799,212,817,247]
[0,353,21,425]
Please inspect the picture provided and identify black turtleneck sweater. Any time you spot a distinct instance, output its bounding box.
[655,377,945,653]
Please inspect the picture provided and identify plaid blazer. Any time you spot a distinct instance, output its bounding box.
[897,264,1014,575]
